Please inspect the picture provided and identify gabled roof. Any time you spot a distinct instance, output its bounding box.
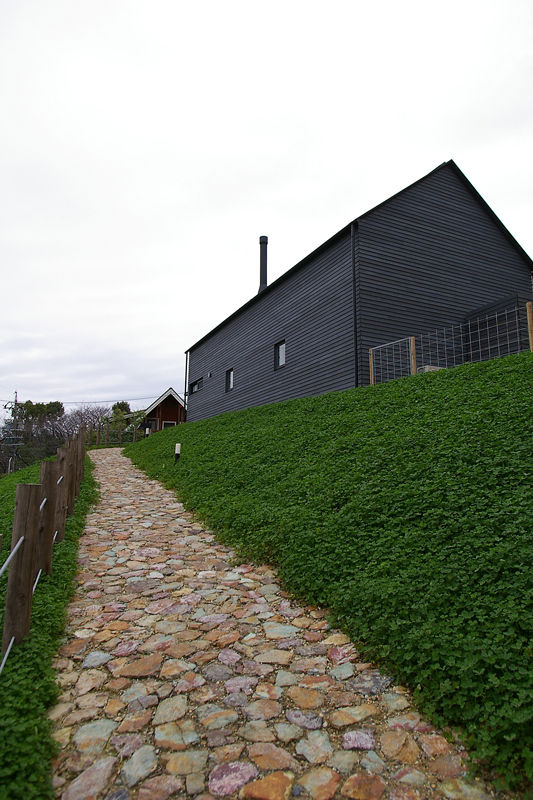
[186,160,532,353]
[144,387,184,416]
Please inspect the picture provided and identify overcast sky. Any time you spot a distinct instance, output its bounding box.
[0,0,531,415]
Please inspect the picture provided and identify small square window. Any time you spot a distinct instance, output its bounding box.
[274,340,286,369]
[190,377,203,394]
[225,368,234,392]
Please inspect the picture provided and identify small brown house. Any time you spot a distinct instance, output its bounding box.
[142,388,184,432]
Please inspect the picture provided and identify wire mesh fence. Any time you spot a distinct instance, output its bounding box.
[370,303,532,385]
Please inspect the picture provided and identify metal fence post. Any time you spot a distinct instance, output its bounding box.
[1,484,41,653]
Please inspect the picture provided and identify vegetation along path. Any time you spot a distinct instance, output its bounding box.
[51,448,501,800]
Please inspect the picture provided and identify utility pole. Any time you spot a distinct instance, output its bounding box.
[1,391,23,473]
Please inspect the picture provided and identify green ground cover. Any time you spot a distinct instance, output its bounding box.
[0,458,98,800]
[126,353,533,790]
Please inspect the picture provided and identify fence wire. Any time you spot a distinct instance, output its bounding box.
[371,305,530,385]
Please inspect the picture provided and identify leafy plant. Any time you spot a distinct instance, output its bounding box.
[126,353,533,791]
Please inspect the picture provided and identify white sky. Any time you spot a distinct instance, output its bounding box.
[0,0,532,414]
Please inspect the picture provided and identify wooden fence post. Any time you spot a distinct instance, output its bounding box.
[2,484,41,653]
[87,425,93,449]
[527,301,533,352]
[410,336,417,375]
[79,428,86,482]
[39,461,58,576]
[55,447,68,542]
[96,424,101,446]
[74,433,83,497]
[369,348,375,386]
[66,440,76,516]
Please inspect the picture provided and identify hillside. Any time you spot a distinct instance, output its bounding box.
[125,353,533,789]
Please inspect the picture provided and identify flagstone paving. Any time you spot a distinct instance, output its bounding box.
[51,449,500,800]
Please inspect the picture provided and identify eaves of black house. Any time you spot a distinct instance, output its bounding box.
[185,161,532,421]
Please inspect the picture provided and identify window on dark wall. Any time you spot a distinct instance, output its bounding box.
[225,368,234,392]
[274,340,286,369]
[190,377,203,394]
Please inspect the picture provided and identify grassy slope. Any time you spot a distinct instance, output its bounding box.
[0,459,98,800]
[125,353,533,789]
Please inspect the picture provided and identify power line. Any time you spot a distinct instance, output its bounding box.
[61,396,157,405]
[0,395,158,406]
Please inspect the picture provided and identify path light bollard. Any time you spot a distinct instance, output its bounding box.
[174,443,181,464]
[1,484,41,655]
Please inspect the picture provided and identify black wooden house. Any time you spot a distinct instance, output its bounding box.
[185,161,532,421]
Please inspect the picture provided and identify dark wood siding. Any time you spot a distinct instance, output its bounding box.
[187,232,354,420]
[356,165,532,385]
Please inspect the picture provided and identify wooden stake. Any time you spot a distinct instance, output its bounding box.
[369,348,375,385]
[2,484,40,653]
[75,434,83,496]
[79,428,86,483]
[410,336,417,375]
[39,461,58,575]
[527,301,533,352]
[55,447,68,542]
[66,440,76,516]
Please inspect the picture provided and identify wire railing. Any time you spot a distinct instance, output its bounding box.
[370,302,533,385]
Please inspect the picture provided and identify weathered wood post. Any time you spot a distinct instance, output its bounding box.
[79,428,86,483]
[409,336,417,375]
[87,424,93,449]
[369,348,375,386]
[74,432,84,496]
[96,424,101,446]
[55,447,68,542]
[39,460,58,575]
[66,439,76,516]
[2,484,41,653]
[526,301,533,352]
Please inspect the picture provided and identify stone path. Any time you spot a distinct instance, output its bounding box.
[51,449,498,800]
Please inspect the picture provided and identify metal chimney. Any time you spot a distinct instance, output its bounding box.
[258,235,268,294]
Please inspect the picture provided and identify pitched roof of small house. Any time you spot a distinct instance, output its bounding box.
[144,387,184,416]
[186,160,532,354]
